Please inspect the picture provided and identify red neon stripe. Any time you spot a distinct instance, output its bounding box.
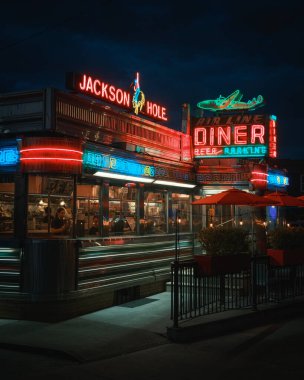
[251,171,267,176]
[21,157,82,162]
[251,179,268,183]
[20,148,82,154]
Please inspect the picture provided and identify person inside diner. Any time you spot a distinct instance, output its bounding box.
[51,207,70,234]
[89,215,99,235]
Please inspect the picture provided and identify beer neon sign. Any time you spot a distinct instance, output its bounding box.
[66,72,168,122]
[268,171,289,188]
[194,124,267,158]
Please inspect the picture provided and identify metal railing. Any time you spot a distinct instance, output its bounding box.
[170,256,304,327]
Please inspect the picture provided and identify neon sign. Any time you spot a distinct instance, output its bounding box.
[20,138,83,174]
[66,72,168,122]
[269,115,277,158]
[132,72,145,115]
[197,89,264,112]
[268,172,289,188]
[0,146,19,166]
[83,150,155,178]
[193,124,267,158]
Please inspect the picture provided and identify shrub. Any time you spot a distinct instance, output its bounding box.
[199,226,250,256]
[268,227,304,250]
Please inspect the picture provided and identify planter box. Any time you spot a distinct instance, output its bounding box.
[194,254,251,276]
[267,249,304,266]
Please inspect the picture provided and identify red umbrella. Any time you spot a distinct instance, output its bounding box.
[192,188,277,206]
[263,192,304,207]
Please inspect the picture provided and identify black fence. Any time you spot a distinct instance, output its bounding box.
[170,256,304,327]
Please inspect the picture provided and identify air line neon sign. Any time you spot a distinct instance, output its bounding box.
[67,72,168,122]
[193,124,267,158]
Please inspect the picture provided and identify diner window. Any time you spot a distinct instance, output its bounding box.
[76,184,100,237]
[0,178,15,235]
[192,195,203,232]
[144,191,166,234]
[172,193,190,232]
[109,185,137,235]
[27,175,74,236]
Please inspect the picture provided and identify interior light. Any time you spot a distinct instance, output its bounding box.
[153,180,196,188]
[239,219,243,226]
[94,171,154,183]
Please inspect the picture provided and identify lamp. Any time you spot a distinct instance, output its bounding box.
[153,180,196,188]
[94,171,154,183]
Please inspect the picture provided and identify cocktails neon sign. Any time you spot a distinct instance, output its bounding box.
[66,72,168,122]
[83,150,155,178]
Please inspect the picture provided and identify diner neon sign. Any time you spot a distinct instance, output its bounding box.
[83,150,155,178]
[67,72,168,122]
[193,124,267,158]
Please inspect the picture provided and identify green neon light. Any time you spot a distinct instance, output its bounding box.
[195,145,267,158]
[197,90,264,112]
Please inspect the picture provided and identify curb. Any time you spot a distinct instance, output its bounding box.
[167,300,304,342]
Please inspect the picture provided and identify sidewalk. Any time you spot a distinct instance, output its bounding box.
[1,291,304,362]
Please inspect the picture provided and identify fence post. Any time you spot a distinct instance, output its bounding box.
[251,256,258,310]
[173,260,179,328]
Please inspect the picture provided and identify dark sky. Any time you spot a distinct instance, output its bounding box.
[1,0,303,159]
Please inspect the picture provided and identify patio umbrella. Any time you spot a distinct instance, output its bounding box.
[263,192,304,207]
[192,188,274,206]
[192,188,279,255]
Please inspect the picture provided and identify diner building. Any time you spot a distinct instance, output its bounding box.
[0,73,197,320]
[0,75,287,320]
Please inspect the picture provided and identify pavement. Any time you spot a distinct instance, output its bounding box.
[0,291,304,363]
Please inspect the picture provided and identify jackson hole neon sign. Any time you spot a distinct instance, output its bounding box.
[67,72,168,122]
[194,124,267,158]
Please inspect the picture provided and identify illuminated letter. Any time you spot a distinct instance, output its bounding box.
[116,88,123,104]
[194,128,207,145]
[109,86,116,102]
[79,74,87,90]
[251,125,265,144]
[218,126,231,145]
[210,127,214,146]
[234,125,247,145]
[161,107,168,121]
[153,104,158,117]
[86,76,93,93]
[101,83,108,99]
[93,80,101,96]
[146,101,153,114]
[124,92,130,107]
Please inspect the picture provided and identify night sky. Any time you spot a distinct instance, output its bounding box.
[1,1,303,159]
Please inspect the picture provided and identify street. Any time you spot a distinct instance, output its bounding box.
[1,315,304,380]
